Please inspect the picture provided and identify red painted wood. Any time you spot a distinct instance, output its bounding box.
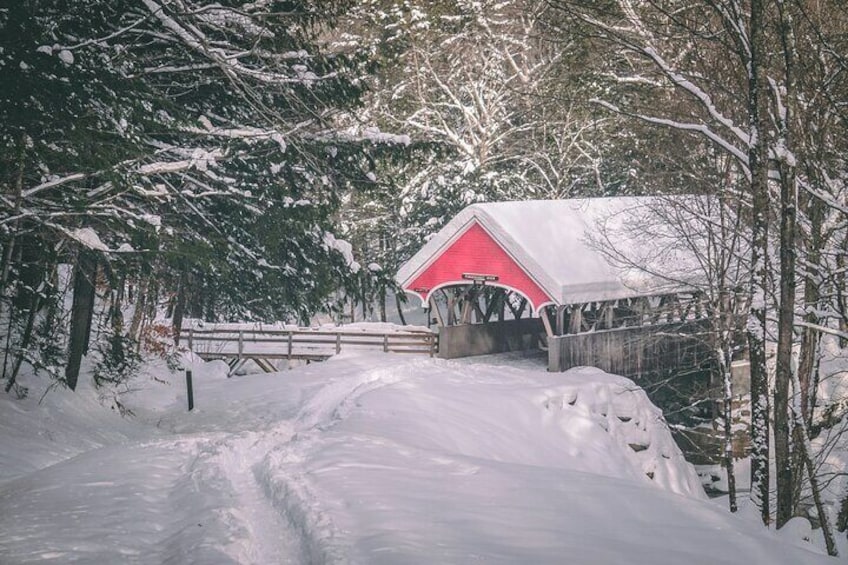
[405,222,552,310]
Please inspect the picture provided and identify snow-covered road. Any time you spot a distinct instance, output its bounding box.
[0,353,840,563]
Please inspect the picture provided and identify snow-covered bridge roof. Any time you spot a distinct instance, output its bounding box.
[397,197,704,312]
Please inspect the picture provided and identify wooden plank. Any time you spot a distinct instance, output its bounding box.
[569,307,582,334]
[443,288,458,326]
[254,358,277,373]
[555,306,565,336]
[540,306,554,338]
[429,296,445,327]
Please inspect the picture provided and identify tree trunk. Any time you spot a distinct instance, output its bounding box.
[747,0,772,526]
[0,133,26,304]
[836,232,848,348]
[379,285,387,323]
[0,133,26,382]
[719,341,738,513]
[65,251,97,391]
[129,274,149,341]
[172,271,187,345]
[394,292,407,326]
[5,235,51,391]
[791,366,839,556]
[798,196,824,428]
[773,0,800,527]
[792,194,824,511]
[188,274,204,320]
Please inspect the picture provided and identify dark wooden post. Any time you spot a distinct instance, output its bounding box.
[186,370,194,411]
[287,331,293,360]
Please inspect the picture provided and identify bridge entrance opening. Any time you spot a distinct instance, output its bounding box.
[424,283,547,360]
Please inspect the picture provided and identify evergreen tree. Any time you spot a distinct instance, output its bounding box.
[1,1,379,391]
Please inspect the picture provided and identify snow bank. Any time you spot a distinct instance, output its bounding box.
[0,353,836,563]
[0,371,153,481]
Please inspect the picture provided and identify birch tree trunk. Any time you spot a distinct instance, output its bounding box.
[720,340,738,512]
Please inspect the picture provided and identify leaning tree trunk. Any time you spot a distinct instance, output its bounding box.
[65,251,97,391]
[395,292,407,326]
[791,366,839,556]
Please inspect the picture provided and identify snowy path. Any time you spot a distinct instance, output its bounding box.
[0,355,411,564]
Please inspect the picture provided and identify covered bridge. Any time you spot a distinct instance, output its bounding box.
[397,197,716,376]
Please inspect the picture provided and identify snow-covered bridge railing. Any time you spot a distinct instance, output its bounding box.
[180,325,437,374]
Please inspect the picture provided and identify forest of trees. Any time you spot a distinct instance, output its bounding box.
[2,0,848,550]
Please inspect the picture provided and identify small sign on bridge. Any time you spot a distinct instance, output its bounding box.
[461,273,499,283]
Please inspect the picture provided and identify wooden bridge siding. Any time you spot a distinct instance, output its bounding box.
[548,320,713,377]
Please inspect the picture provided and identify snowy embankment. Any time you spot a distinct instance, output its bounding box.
[0,352,837,564]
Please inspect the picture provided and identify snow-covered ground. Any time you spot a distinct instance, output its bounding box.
[0,351,839,564]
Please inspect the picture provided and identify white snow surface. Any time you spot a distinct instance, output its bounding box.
[67,226,109,251]
[397,197,709,310]
[323,232,361,273]
[0,352,835,564]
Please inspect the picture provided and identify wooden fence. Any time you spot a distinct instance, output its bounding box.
[180,326,437,373]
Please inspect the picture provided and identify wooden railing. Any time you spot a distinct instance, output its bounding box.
[180,326,437,364]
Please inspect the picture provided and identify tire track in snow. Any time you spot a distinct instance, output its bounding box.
[213,425,303,565]
[295,365,405,432]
